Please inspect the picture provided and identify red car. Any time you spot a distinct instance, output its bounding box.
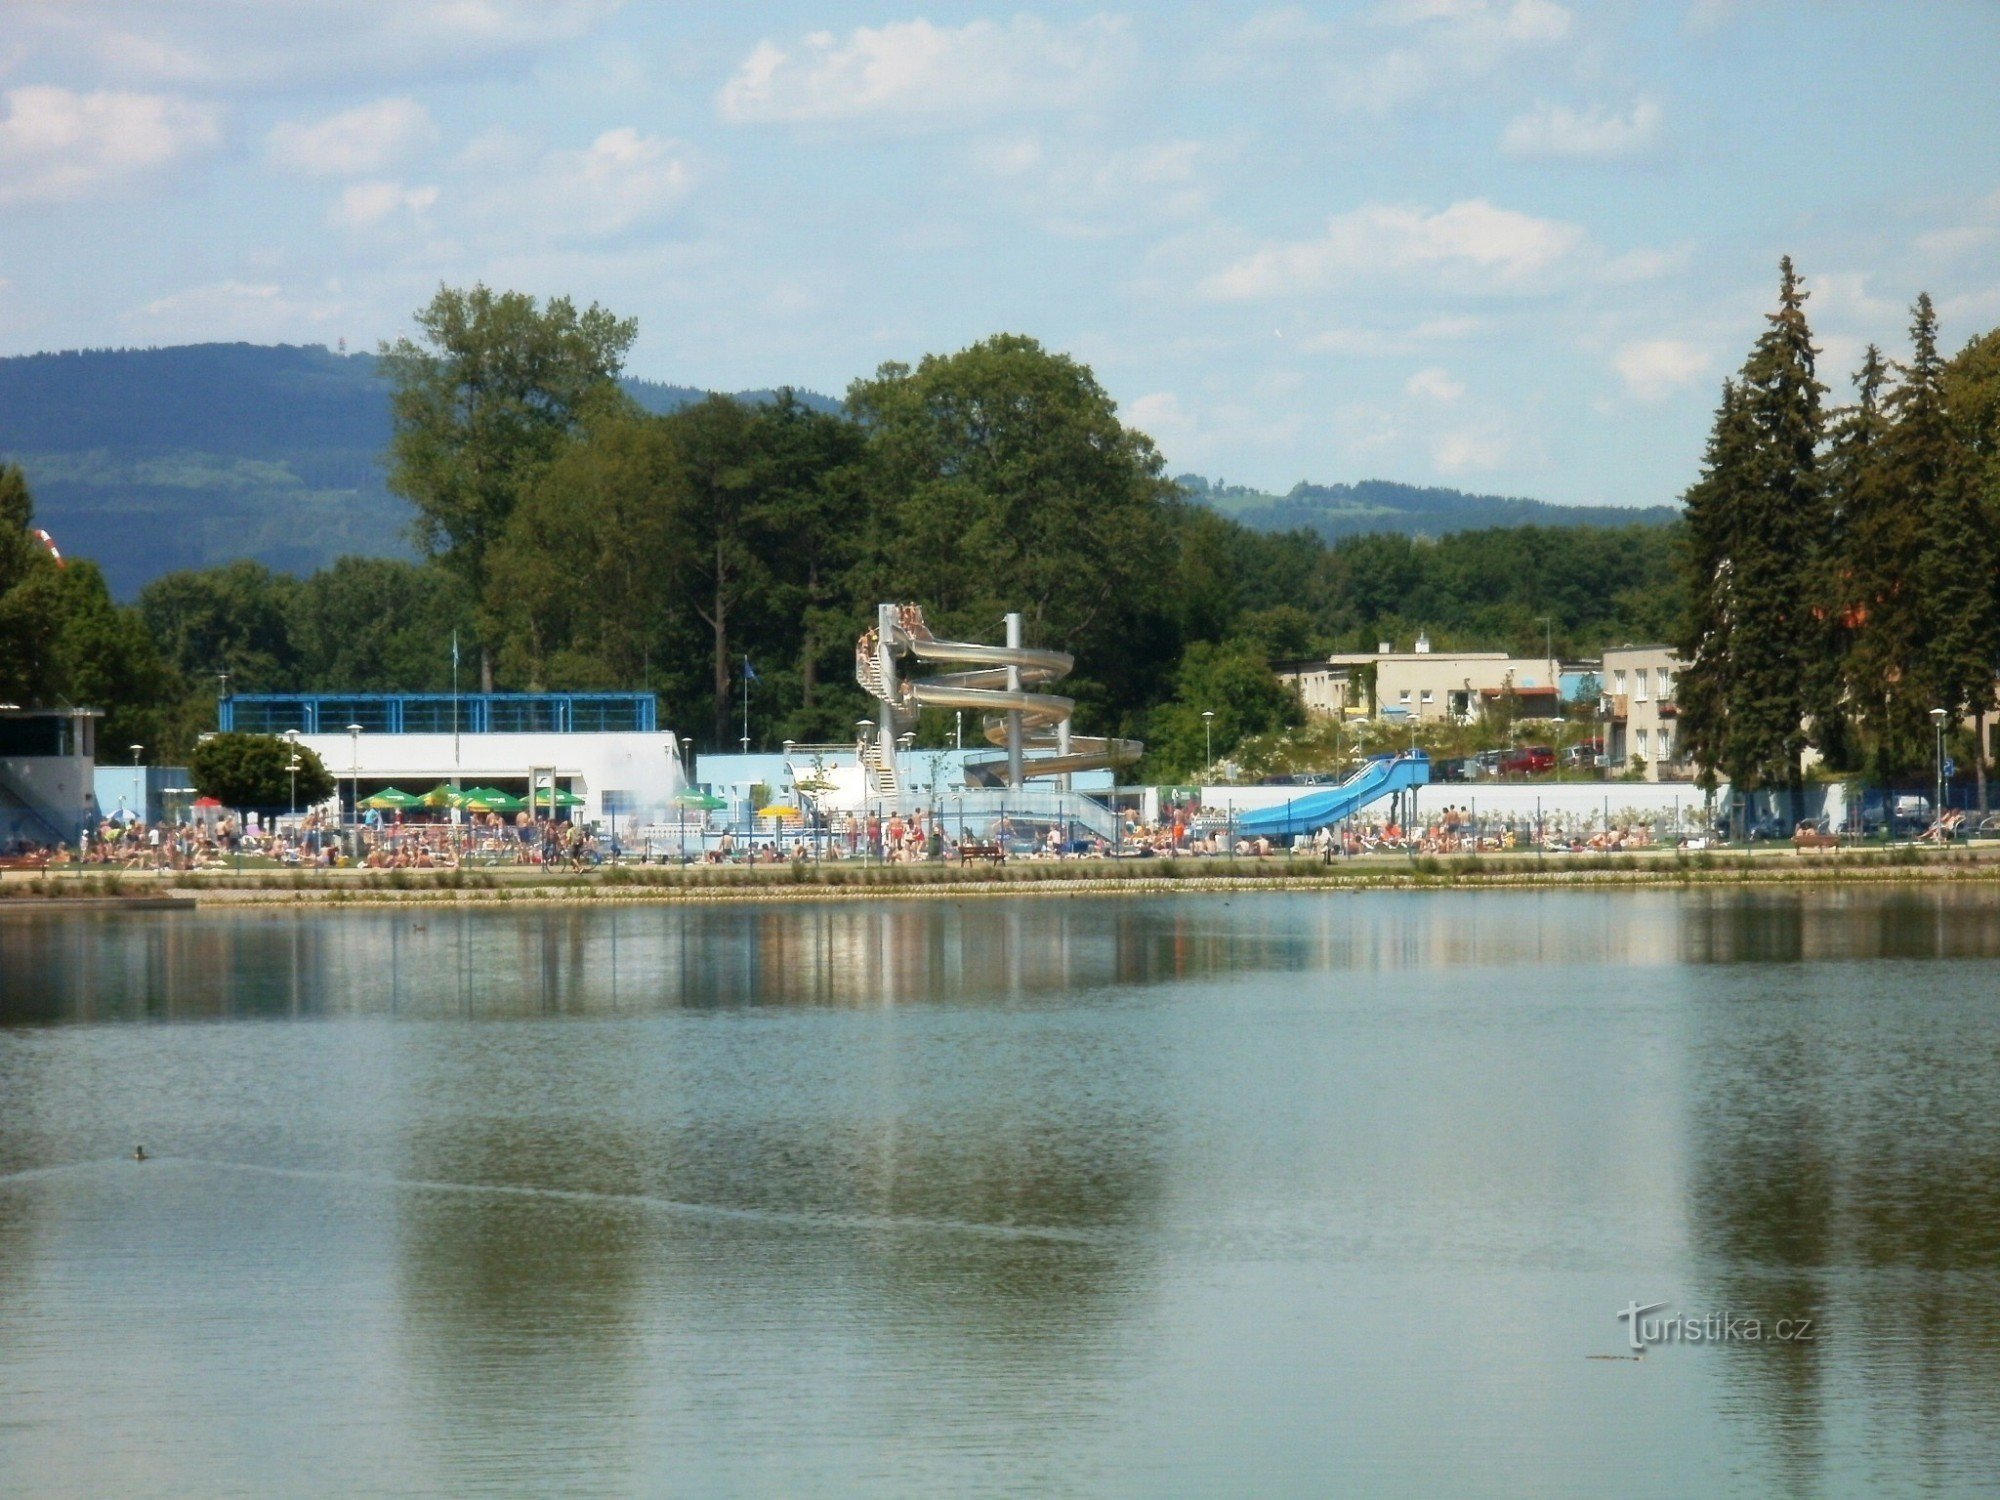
[1499,744,1555,776]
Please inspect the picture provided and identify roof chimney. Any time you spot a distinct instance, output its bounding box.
[1415,632,1431,654]
[1377,640,1393,655]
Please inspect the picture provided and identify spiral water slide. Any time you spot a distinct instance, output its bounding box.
[854,604,1141,794]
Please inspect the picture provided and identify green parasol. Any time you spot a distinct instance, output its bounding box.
[362,787,424,810]
[674,790,727,810]
[457,787,525,813]
[418,783,458,808]
[531,786,586,809]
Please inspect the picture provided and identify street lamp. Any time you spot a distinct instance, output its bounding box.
[346,723,363,832]
[1202,709,1215,783]
[129,743,143,766]
[1932,706,1949,838]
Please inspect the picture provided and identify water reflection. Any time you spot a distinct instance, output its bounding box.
[1684,894,2000,1493]
[8,889,2000,1495]
[2,892,1692,1025]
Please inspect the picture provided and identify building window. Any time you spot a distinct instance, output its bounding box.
[1637,727,1650,757]
[1420,689,1433,704]
[1613,669,1627,694]
[1399,689,1412,704]
[1658,668,1674,698]
[1635,670,1649,703]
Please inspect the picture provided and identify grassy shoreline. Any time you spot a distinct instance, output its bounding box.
[4,845,1999,907]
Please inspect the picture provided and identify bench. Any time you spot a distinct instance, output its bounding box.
[958,842,1005,865]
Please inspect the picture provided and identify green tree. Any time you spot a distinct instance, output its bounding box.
[189,732,334,810]
[656,395,768,745]
[0,463,62,707]
[138,560,302,695]
[1944,327,2000,803]
[746,393,871,743]
[1143,638,1304,781]
[294,557,476,694]
[41,560,183,759]
[488,406,690,693]
[1808,345,1888,771]
[847,335,1176,737]
[380,284,637,690]
[1907,298,1996,806]
[1676,259,1825,803]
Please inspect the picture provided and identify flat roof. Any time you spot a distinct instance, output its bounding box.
[223,691,658,735]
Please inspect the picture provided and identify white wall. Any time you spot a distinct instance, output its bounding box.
[295,730,685,826]
[1194,779,1719,827]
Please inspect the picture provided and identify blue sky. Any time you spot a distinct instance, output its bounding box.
[3,2,1998,507]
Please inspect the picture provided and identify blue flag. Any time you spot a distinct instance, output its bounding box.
[744,658,759,683]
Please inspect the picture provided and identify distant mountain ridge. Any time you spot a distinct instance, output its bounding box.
[0,342,1672,597]
[0,342,840,595]
[1175,474,1676,542]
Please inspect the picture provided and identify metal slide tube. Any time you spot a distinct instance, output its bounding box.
[1005,613,1025,789]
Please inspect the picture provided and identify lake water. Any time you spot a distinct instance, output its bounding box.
[3,889,1999,1497]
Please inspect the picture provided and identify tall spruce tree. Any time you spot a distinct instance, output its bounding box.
[1943,329,2000,805]
[1817,346,1890,773]
[1907,296,1998,808]
[1680,258,1826,805]
[1677,380,1752,793]
[1859,294,1958,781]
[1733,257,1826,799]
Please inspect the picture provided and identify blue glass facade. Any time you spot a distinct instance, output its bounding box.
[221,693,658,735]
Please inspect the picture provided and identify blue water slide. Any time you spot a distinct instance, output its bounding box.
[1233,752,1431,839]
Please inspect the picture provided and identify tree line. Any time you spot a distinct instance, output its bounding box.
[1679,259,2000,801]
[3,284,1692,781]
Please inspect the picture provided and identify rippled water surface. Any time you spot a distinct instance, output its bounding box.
[4,889,2000,1497]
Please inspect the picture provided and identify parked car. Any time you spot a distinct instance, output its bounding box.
[1563,738,1605,770]
[1433,756,1476,783]
[1471,749,1502,779]
[1499,744,1556,776]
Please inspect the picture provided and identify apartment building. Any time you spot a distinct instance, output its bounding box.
[1600,644,1682,781]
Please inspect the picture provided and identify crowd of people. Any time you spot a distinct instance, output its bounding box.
[1,797,1719,876]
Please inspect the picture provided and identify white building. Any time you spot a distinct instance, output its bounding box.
[1,706,102,847]
[1600,645,1683,781]
[225,692,685,828]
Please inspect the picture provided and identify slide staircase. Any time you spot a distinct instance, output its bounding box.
[1233,752,1431,839]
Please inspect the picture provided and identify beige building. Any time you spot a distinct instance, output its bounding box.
[1600,644,1682,781]
[1275,636,1563,725]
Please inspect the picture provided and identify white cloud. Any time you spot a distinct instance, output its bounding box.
[330,178,438,230]
[26,2,620,88]
[1203,198,1585,300]
[718,17,1129,126]
[268,98,436,176]
[131,277,342,342]
[974,133,1211,237]
[484,128,695,240]
[1432,425,1513,473]
[1613,338,1710,400]
[1126,390,1194,447]
[1501,97,1662,161]
[1338,0,1574,113]
[0,85,220,203]
[1405,366,1465,401]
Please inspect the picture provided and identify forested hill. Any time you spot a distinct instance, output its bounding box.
[1,340,1670,597]
[1176,475,1677,542]
[0,342,839,595]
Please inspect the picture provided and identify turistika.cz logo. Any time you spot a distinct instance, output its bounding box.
[1616,1301,1815,1351]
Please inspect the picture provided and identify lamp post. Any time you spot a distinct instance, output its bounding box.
[1202,709,1215,783]
[1932,706,1949,839]
[346,723,363,840]
[856,719,876,862]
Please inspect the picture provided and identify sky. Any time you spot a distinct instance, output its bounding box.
[3,1,1998,507]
